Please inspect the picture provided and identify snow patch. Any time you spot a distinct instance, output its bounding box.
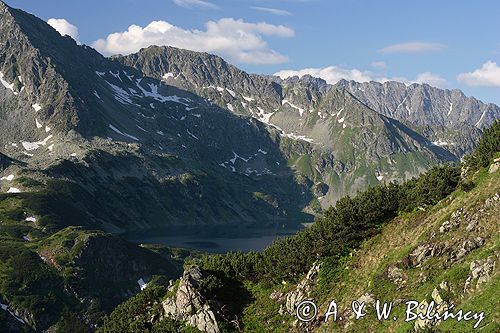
[107,82,133,104]
[226,103,234,112]
[432,140,452,146]
[338,116,345,124]
[230,151,251,164]
[282,99,305,117]
[109,71,122,81]
[25,216,37,222]
[225,88,236,97]
[108,124,139,141]
[22,135,53,151]
[448,102,453,115]
[242,96,254,102]
[0,72,18,95]
[187,129,199,140]
[396,96,408,109]
[0,302,25,324]
[282,132,314,143]
[35,119,43,129]
[162,72,174,81]
[7,187,21,193]
[137,278,148,290]
[475,111,487,127]
[136,80,188,105]
[1,174,14,181]
[32,103,42,112]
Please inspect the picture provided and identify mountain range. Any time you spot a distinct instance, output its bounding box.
[0,1,499,331]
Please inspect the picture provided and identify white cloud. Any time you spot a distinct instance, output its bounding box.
[379,42,445,54]
[92,18,294,64]
[371,61,387,69]
[274,66,373,83]
[251,6,292,16]
[47,18,79,42]
[414,72,448,87]
[173,0,218,9]
[457,61,500,87]
[275,66,447,87]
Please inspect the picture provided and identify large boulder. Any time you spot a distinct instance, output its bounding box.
[162,266,220,333]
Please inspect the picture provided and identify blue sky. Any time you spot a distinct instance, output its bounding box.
[5,0,500,104]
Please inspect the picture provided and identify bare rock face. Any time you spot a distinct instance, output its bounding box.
[162,266,220,333]
[450,237,485,261]
[282,262,321,315]
[488,158,500,173]
[439,208,463,233]
[464,255,497,293]
[407,243,445,267]
[386,263,407,288]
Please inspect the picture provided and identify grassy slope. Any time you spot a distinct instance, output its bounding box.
[228,165,499,333]
[312,167,499,333]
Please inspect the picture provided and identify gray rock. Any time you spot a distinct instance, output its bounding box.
[451,237,485,261]
[386,264,406,288]
[407,243,445,267]
[283,262,321,315]
[162,266,220,333]
[464,255,497,292]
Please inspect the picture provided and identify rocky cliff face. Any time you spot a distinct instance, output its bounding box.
[2,1,497,227]
[162,266,220,333]
[118,45,494,204]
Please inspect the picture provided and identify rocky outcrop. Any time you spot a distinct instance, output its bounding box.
[439,208,463,233]
[464,255,497,293]
[280,262,321,316]
[450,237,485,261]
[386,263,407,288]
[162,266,220,333]
[412,281,451,332]
[488,158,500,173]
[407,243,446,267]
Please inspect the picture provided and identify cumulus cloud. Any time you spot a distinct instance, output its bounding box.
[173,0,218,10]
[414,72,448,87]
[275,66,373,84]
[251,6,292,16]
[92,18,294,64]
[47,18,79,42]
[379,42,445,54]
[457,61,500,87]
[274,66,447,87]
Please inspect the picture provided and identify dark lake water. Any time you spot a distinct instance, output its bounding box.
[126,228,301,253]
